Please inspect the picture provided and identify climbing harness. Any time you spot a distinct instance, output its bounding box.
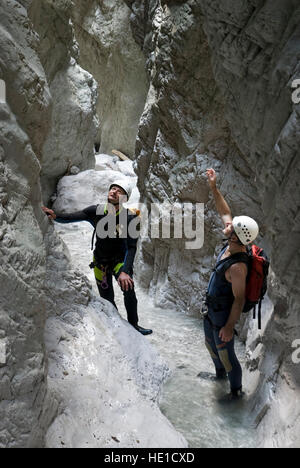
[98,265,109,290]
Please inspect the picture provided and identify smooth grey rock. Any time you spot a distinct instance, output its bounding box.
[71,0,149,158]
[0,0,187,448]
[29,0,99,202]
[0,0,51,447]
[127,0,300,447]
[40,60,99,201]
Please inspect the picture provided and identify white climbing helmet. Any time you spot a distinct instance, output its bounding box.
[109,179,132,200]
[232,216,259,245]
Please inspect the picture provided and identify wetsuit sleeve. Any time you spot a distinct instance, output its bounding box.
[120,214,140,275]
[121,242,138,275]
[55,205,97,227]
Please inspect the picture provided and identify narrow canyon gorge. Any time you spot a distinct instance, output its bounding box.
[0,0,299,448]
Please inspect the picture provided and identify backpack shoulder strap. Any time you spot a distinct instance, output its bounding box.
[91,204,107,250]
[128,207,140,216]
[217,252,249,276]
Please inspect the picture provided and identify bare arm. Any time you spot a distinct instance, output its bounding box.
[219,263,247,342]
[206,168,232,228]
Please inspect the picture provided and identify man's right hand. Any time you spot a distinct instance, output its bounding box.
[206,168,232,227]
[42,206,56,220]
[117,272,134,292]
[206,168,217,190]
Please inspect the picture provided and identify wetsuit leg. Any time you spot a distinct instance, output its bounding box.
[212,327,242,392]
[115,269,138,327]
[96,272,118,309]
[123,287,138,327]
[203,316,226,374]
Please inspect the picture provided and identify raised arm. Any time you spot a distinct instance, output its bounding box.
[206,168,232,228]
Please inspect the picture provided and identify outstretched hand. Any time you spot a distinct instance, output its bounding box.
[206,168,217,190]
[42,206,56,220]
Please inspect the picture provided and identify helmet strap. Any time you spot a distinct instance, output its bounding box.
[229,230,244,245]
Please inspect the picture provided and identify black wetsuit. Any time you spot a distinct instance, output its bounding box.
[55,204,140,326]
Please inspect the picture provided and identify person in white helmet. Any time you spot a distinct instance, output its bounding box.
[200,168,259,401]
[42,180,152,336]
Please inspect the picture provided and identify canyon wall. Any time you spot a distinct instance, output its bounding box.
[71,0,149,158]
[0,0,185,448]
[125,0,300,447]
[1,0,299,448]
[0,0,51,447]
[28,0,99,202]
[28,0,148,201]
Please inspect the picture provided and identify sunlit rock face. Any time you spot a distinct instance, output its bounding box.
[28,0,99,202]
[71,0,149,158]
[125,0,300,447]
[28,0,148,201]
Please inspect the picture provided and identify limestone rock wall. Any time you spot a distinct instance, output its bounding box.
[71,0,149,158]
[28,0,99,202]
[125,0,254,312]
[199,0,300,448]
[125,0,300,447]
[0,0,51,447]
[0,0,185,448]
[28,0,148,201]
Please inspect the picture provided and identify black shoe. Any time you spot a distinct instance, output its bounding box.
[218,388,244,404]
[197,369,227,381]
[134,325,153,335]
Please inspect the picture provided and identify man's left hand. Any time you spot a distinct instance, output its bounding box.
[117,272,134,292]
[219,324,234,343]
